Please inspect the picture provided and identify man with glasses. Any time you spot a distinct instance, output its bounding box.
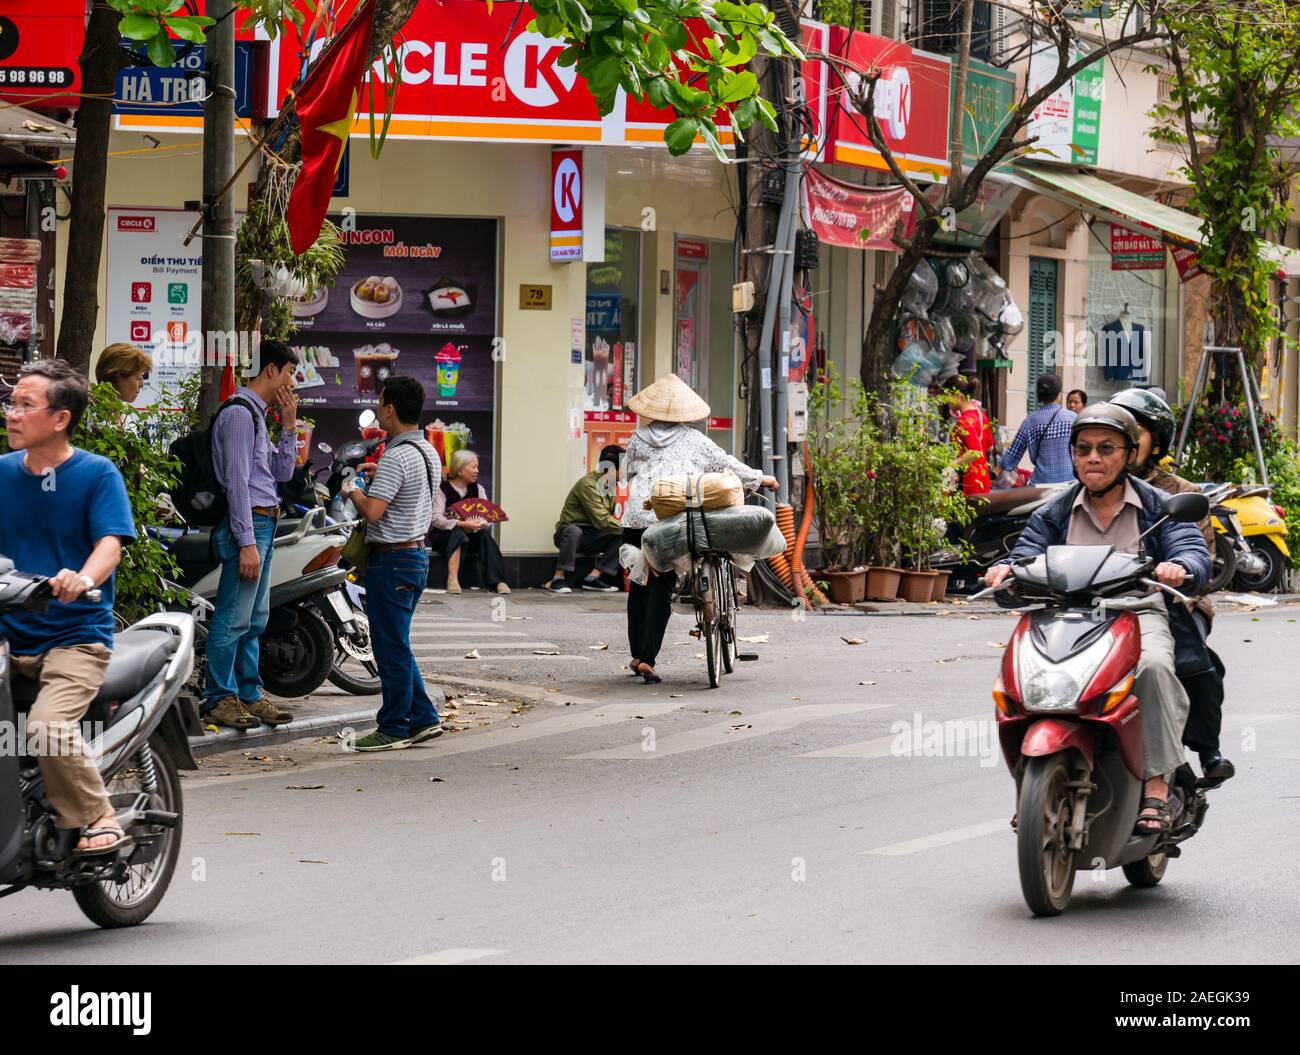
[0,360,137,856]
[982,404,1211,838]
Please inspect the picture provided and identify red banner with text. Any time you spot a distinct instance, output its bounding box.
[802,166,916,251]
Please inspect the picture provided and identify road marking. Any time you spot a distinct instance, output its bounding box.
[411,622,527,631]
[569,703,887,760]
[393,948,505,965]
[862,818,1009,856]
[409,642,562,650]
[798,713,985,759]
[421,654,590,663]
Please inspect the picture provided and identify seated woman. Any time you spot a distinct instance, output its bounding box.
[429,449,509,595]
[95,342,153,405]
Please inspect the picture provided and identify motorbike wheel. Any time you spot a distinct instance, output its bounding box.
[1121,852,1168,888]
[1232,537,1286,594]
[1207,533,1237,593]
[1017,754,1078,917]
[73,740,182,929]
[327,608,383,696]
[259,604,335,698]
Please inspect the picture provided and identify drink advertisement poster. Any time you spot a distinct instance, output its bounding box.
[291,213,499,489]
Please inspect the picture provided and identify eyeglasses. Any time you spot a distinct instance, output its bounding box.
[1,403,53,419]
[1072,441,1125,458]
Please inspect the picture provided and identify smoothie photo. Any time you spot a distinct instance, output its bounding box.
[436,342,464,397]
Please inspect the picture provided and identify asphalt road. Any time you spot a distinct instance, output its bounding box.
[2,591,1297,964]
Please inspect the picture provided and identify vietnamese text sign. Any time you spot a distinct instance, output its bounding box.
[802,166,916,250]
[1027,45,1104,165]
[1111,225,1166,270]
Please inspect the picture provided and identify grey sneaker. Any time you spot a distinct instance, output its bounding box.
[352,731,411,752]
[408,723,444,745]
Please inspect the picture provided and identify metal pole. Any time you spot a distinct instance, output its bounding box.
[773,157,799,506]
[199,0,237,421]
[1235,348,1270,487]
[754,187,794,510]
[1172,344,1212,470]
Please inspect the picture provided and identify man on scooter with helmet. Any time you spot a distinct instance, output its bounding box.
[1108,388,1233,788]
[982,404,1211,836]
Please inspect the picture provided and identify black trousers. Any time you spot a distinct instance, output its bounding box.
[431,526,507,589]
[1181,647,1226,755]
[623,527,675,667]
[554,523,622,578]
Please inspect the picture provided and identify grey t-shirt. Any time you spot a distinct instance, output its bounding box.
[365,432,441,544]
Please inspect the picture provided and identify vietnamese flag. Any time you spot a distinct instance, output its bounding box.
[285,0,376,255]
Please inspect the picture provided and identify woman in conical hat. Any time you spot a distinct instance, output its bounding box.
[621,374,776,683]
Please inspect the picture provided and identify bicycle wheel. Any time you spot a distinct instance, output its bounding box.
[719,560,736,675]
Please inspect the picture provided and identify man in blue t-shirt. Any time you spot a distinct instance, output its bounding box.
[0,360,137,856]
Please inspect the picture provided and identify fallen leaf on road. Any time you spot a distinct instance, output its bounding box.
[504,615,530,620]
[533,649,561,655]
[589,643,609,650]
[205,723,219,733]
[670,693,684,698]
[729,710,742,716]
[859,680,876,686]
[224,832,261,837]
[299,860,327,865]
[285,784,324,791]
[464,649,481,659]
[841,636,865,645]
[967,616,980,620]
[355,788,364,792]
[987,641,1006,648]
[694,653,705,659]
[429,777,445,783]
[737,634,769,644]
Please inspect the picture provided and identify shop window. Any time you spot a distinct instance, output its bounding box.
[1084,222,1166,399]
[582,227,641,467]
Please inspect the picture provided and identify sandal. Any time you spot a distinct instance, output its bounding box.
[1133,797,1171,837]
[73,824,133,858]
[632,661,662,684]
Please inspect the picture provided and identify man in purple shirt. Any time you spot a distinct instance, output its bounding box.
[204,340,301,729]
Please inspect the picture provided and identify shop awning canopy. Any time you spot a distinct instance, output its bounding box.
[1013,163,1300,279]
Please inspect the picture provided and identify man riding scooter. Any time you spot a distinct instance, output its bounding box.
[1109,388,1234,787]
[982,404,1211,836]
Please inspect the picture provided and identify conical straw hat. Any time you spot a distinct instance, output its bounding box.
[626,372,710,422]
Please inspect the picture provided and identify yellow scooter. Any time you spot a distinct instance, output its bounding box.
[1218,486,1291,593]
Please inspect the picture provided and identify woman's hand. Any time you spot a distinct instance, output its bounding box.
[760,475,778,491]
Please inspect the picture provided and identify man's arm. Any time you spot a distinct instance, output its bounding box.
[1160,517,1212,595]
[48,537,123,603]
[214,405,256,548]
[575,474,620,533]
[270,386,299,483]
[998,417,1032,473]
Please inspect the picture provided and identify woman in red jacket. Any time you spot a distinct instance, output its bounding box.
[948,375,993,496]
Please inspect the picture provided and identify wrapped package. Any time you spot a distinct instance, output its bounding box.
[0,238,40,263]
[0,311,33,345]
[641,505,785,572]
[0,264,36,288]
[646,471,743,519]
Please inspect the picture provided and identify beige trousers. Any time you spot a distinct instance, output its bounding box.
[11,644,113,828]
[1135,610,1191,780]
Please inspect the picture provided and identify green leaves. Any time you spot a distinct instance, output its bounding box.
[664,116,700,154]
[118,14,161,40]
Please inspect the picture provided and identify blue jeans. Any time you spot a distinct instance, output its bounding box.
[366,548,439,738]
[203,513,277,708]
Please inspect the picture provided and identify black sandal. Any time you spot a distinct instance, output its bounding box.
[632,661,662,684]
[73,824,133,858]
[1133,798,1171,837]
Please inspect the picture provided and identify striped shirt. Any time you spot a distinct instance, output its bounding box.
[999,403,1077,485]
[365,431,441,543]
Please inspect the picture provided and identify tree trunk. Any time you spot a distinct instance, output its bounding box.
[55,5,127,371]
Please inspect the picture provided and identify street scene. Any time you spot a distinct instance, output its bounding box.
[1,0,1299,1008]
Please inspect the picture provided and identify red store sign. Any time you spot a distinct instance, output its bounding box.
[825,27,952,182]
[550,148,583,262]
[0,2,84,110]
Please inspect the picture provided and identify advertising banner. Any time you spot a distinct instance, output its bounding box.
[105,207,205,407]
[1027,46,1104,165]
[0,3,83,109]
[825,27,952,182]
[1111,225,1166,270]
[802,166,916,250]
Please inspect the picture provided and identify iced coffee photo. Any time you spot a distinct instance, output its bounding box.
[353,342,401,394]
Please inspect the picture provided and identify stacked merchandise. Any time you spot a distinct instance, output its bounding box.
[0,238,40,353]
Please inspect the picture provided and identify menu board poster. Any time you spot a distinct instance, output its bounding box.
[289,214,498,337]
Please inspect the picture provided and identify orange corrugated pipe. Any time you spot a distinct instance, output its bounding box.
[775,504,800,596]
[795,447,828,607]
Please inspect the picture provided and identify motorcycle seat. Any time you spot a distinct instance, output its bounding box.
[10,631,179,715]
[169,530,213,565]
[969,486,1054,518]
[275,518,302,539]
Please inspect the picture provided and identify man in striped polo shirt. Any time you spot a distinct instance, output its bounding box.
[343,376,443,751]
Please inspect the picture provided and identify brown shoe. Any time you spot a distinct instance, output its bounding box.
[243,697,294,726]
[209,695,260,730]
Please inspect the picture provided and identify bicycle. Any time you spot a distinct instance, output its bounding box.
[681,507,740,688]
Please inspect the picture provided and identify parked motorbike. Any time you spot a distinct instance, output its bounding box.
[973,491,1217,917]
[1219,485,1289,593]
[930,484,1069,591]
[0,558,199,928]
[160,506,379,699]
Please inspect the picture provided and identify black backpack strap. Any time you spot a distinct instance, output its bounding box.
[1030,405,1063,465]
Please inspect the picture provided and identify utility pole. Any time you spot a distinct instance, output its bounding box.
[197,0,237,421]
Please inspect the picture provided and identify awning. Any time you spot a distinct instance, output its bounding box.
[0,105,76,149]
[1013,163,1300,279]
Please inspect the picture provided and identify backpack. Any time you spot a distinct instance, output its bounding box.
[168,397,258,527]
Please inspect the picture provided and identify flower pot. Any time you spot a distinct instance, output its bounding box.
[821,568,866,604]
[929,569,951,601]
[864,566,901,601]
[898,570,939,603]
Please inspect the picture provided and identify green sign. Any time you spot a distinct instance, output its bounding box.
[959,60,1017,170]
[167,282,188,304]
[1071,58,1104,166]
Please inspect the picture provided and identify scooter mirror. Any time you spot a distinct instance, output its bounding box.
[317,442,333,454]
[358,409,377,430]
[1162,491,1210,524]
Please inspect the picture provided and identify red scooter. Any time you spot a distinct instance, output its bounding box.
[973,491,1218,916]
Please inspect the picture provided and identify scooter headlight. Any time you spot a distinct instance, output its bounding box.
[1021,666,1082,712]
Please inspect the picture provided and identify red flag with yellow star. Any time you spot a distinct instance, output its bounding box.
[285,0,375,255]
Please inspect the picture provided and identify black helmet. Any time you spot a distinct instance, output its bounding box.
[1070,403,1141,449]
[1109,388,1175,457]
